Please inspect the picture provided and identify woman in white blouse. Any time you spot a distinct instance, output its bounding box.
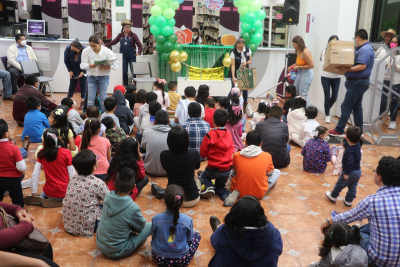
[80,35,118,112]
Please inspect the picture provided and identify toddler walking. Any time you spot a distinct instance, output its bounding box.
[301,126,332,173]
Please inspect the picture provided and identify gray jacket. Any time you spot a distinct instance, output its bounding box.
[142,124,170,176]
[309,245,368,267]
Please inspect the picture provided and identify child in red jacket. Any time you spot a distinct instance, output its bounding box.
[199,109,234,201]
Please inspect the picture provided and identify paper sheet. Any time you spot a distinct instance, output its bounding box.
[32,43,51,72]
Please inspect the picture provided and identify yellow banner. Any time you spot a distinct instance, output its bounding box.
[188,66,224,80]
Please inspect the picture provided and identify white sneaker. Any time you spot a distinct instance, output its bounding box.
[325,191,337,203]
[325,115,331,123]
[388,122,397,130]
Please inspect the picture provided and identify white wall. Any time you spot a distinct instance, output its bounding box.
[289,0,359,114]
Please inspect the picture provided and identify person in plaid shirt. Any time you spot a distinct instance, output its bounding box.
[320,156,400,267]
[106,19,143,86]
[183,102,210,160]
[101,116,127,157]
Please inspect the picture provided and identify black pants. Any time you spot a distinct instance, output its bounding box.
[13,243,59,267]
[136,176,149,196]
[0,175,24,208]
[9,66,46,94]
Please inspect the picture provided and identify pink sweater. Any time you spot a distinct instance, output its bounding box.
[226,121,244,152]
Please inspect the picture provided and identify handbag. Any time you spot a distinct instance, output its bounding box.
[0,207,49,255]
[236,68,257,90]
[289,69,298,81]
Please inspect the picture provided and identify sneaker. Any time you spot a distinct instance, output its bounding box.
[209,216,221,232]
[41,199,63,208]
[325,191,337,203]
[343,199,352,207]
[325,115,331,123]
[151,184,165,199]
[329,129,344,137]
[388,121,397,130]
[223,190,240,207]
[24,196,43,205]
[330,145,338,156]
[200,187,215,199]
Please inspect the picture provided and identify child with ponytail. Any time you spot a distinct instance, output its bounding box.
[309,222,367,267]
[81,118,111,181]
[25,128,74,208]
[154,79,170,110]
[226,102,244,152]
[151,185,201,267]
[301,126,332,173]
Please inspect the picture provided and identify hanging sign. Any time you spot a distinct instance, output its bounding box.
[204,0,224,10]
[116,0,124,7]
[176,28,193,44]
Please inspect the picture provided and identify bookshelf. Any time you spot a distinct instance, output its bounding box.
[61,0,68,38]
[196,5,220,45]
[142,0,152,55]
[92,0,112,41]
[262,4,288,48]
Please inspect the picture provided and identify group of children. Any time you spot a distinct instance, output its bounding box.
[0,79,367,266]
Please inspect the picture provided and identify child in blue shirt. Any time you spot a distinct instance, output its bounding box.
[151,185,201,267]
[22,96,50,143]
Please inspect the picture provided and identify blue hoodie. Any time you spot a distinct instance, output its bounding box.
[209,222,283,267]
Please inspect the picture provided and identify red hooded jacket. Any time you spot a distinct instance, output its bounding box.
[200,129,234,171]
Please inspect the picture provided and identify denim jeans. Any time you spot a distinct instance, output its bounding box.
[331,169,362,202]
[266,169,281,193]
[321,76,341,116]
[359,224,379,267]
[335,79,370,134]
[294,69,314,107]
[67,76,87,99]
[123,54,136,86]
[379,80,400,122]
[87,76,109,112]
[20,148,28,158]
[200,168,231,200]
[0,69,12,98]
[0,175,25,208]
[287,143,291,153]
[229,77,248,103]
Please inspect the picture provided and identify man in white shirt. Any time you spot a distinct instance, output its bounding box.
[291,106,320,147]
[174,86,205,126]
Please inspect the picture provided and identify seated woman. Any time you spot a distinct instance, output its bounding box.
[208,196,283,267]
[0,201,59,267]
[152,126,201,208]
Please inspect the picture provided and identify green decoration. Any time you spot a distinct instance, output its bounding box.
[238,6,248,16]
[161,52,170,62]
[252,20,263,30]
[161,25,173,36]
[240,15,246,23]
[168,34,177,43]
[159,3,168,10]
[169,0,179,10]
[156,44,164,53]
[155,34,167,44]
[249,27,256,35]
[248,42,257,53]
[148,16,157,25]
[151,5,163,17]
[241,22,251,32]
[173,43,183,51]
[163,41,174,52]
[256,9,266,20]
[163,8,175,19]
[242,32,251,42]
[155,16,167,28]
[167,18,176,27]
[245,12,256,23]
[249,0,262,12]
[251,32,262,44]
[150,25,161,35]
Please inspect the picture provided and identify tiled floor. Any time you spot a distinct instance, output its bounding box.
[1,93,398,267]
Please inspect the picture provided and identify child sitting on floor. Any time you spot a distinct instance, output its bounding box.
[154,79,170,110]
[22,96,50,143]
[97,168,151,259]
[217,97,230,111]
[79,105,107,137]
[100,97,121,128]
[138,91,158,135]
[101,116,126,157]
[291,106,320,148]
[226,103,244,152]
[151,185,201,267]
[287,96,307,137]
[251,102,267,130]
[125,84,136,111]
[25,128,74,208]
[61,97,83,134]
[174,86,205,126]
[137,100,162,143]
[167,81,181,111]
[133,89,147,130]
[301,126,332,174]
[277,85,297,122]
[48,105,77,155]
[63,149,109,237]
[204,97,216,127]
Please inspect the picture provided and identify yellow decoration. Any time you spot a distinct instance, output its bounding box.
[225,52,230,58]
[179,51,188,62]
[169,50,180,62]
[188,66,224,80]
[168,60,173,65]
[171,61,182,72]
[223,57,232,68]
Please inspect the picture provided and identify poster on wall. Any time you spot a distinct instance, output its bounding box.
[204,0,224,10]
[306,14,310,33]
[309,14,315,35]
[32,43,50,72]
[176,28,193,44]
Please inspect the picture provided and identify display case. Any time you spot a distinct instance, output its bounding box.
[262,4,288,48]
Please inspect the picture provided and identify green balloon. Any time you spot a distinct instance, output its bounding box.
[150,25,161,35]
[167,18,176,27]
[233,0,241,8]
[256,9,266,20]
[155,34,166,44]
[252,20,263,30]
[240,15,246,23]
[241,22,251,32]
[159,3,168,10]
[258,28,264,34]
[251,32,263,44]
[161,25,173,36]
[173,43,183,52]
[249,27,257,35]
[151,5,163,17]
[238,6,248,16]
[161,52,170,62]
[156,44,164,53]
[169,0,179,10]
[245,12,256,24]
[149,16,157,26]
[163,41,174,52]
[168,34,177,43]
[249,42,258,53]
[249,0,262,13]
[242,32,251,42]
[241,0,251,5]
[155,16,167,28]
[163,8,175,19]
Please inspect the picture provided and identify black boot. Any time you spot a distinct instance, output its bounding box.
[151,184,165,199]
[210,216,221,232]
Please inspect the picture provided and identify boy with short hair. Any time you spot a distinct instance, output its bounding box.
[174,86,205,126]
[184,102,210,159]
[124,84,136,111]
[167,81,181,111]
[0,119,28,208]
[277,85,297,122]
[61,97,84,134]
[22,96,50,143]
[96,168,151,259]
[217,97,230,111]
[101,97,121,128]
[326,125,363,207]
[204,97,216,127]
[199,109,234,200]
[101,116,127,157]
[137,100,161,143]
[291,106,320,148]
[138,92,158,132]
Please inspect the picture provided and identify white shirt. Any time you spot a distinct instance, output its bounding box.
[175,99,205,126]
[321,50,341,79]
[298,119,320,143]
[80,46,118,77]
[230,48,252,65]
[377,49,400,84]
[192,36,202,44]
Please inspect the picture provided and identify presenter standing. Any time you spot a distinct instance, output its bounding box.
[64,39,86,110]
[106,19,142,86]
[229,38,252,111]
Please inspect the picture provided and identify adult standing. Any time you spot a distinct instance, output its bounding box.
[106,19,142,86]
[80,35,118,112]
[376,29,396,56]
[229,38,252,111]
[0,69,13,101]
[321,35,341,123]
[191,28,202,44]
[64,39,87,110]
[289,35,314,106]
[320,156,400,267]
[329,29,375,136]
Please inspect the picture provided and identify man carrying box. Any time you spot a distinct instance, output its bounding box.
[329,29,375,137]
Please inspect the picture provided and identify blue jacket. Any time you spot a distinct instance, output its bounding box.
[151,210,193,258]
[21,110,50,143]
[64,45,86,75]
[209,222,283,267]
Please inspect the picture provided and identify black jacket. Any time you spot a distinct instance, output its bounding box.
[113,90,133,135]
[228,46,250,78]
[64,45,86,75]
[255,116,290,168]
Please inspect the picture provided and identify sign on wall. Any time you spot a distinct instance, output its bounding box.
[204,0,224,10]
[116,0,124,6]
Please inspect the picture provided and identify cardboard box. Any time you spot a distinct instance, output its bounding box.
[323,40,355,75]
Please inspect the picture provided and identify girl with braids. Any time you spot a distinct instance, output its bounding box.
[47,105,77,154]
[309,222,367,267]
[24,128,74,208]
[81,118,111,181]
[151,185,201,267]
[154,79,170,110]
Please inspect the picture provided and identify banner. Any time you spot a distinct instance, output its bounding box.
[188,66,224,80]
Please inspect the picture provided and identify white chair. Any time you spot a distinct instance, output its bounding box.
[20,60,55,101]
[131,62,157,88]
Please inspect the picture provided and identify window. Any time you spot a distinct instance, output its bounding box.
[370,0,400,42]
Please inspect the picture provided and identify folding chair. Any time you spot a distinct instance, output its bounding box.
[131,62,157,88]
[20,60,55,101]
